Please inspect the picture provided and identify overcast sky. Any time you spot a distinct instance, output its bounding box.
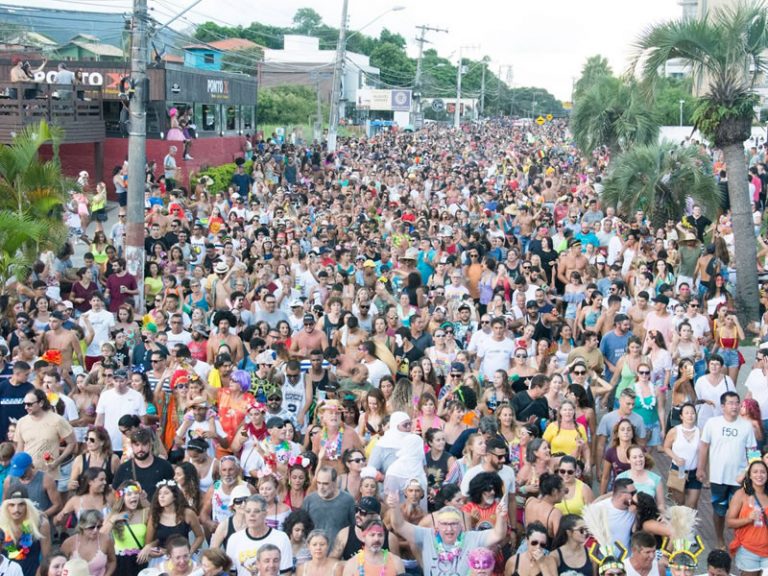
[14,0,683,100]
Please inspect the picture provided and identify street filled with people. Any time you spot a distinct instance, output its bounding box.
[1,118,767,576]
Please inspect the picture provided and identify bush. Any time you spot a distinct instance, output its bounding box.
[192,159,253,193]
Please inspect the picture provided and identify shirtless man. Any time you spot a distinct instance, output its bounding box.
[289,314,328,359]
[40,312,83,387]
[209,261,237,311]
[206,310,244,365]
[627,291,651,341]
[693,244,717,299]
[557,239,589,285]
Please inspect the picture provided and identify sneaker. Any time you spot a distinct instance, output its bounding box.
[184,155,193,160]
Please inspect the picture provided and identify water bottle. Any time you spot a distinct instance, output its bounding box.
[754,498,764,528]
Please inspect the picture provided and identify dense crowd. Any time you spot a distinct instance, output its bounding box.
[0,118,766,576]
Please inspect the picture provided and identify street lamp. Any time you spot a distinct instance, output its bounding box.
[454,44,477,129]
[327,4,405,152]
[679,99,685,126]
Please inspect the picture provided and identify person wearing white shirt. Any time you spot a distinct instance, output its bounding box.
[95,369,146,452]
[476,318,515,380]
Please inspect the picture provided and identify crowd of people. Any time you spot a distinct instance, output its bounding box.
[0,118,767,576]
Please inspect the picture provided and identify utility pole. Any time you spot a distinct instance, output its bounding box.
[327,0,349,153]
[479,62,486,117]
[126,0,147,312]
[454,47,463,129]
[413,24,448,126]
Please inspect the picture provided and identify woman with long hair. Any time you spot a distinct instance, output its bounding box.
[632,492,672,540]
[40,550,68,576]
[424,427,455,504]
[632,360,666,449]
[69,267,100,314]
[55,467,113,527]
[284,462,311,511]
[600,418,637,495]
[103,481,149,576]
[669,321,704,378]
[389,378,414,416]
[616,445,665,510]
[144,479,205,566]
[517,438,555,500]
[542,401,590,469]
[131,371,160,427]
[663,403,702,508]
[481,370,513,415]
[644,329,673,394]
[442,400,468,449]
[294,529,343,576]
[609,335,647,401]
[173,462,202,513]
[337,448,366,502]
[357,389,388,442]
[69,426,119,490]
[553,455,594,518]
[414,392,444,436]
[741,398,765,448]
[504,522,555,576]
[258,474,291,530]
[0,486,51,575]
[668,358,698,429]
[60,509,117,576]
[446,432,486,486]
[564,384,596,460]
[496,404,523,472]
[545,513,592,576]
[714,309,746,384]
[726,460,768,574]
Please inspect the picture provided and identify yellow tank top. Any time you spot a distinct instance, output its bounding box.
[555,479,587,516]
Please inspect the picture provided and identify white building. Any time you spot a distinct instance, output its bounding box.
[262,35,380,119]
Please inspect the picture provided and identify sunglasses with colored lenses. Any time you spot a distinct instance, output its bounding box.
[638,370,650,375]
[572,370,586,375]
[558,468,575,475]
[529,540,546,547]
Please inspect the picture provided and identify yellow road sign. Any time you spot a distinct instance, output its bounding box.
[546,114,553,121]
[535,116,545,125]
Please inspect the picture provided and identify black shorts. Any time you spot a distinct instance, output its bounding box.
[711,483,739,517]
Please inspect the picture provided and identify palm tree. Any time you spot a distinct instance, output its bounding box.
[0,120,70,252]
[0,212,47,297]
[570,75,659,158]
[602,141,720,230]
[631,0,766,325]
[574,54,613,99]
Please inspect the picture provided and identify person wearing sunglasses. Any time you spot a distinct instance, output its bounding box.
[546,513,592,576]
[60,508,117,576]
[503,521,554,576]
[553,456,594,518]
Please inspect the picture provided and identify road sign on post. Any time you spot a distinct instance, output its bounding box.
[535,116,545,125]
[432,98,445,112]
[546,114,553,121]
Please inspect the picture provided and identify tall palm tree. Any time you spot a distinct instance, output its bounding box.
[0,120,70,252]
[570,75,659,158]
[631,0,766,325]
[574,54,613,99]
[602,141,720,230]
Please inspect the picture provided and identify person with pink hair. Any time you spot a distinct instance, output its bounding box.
[166,107,186,142]
[741,398,765,448]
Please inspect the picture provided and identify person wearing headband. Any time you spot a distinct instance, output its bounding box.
[341,518,405,576]
[387,489,507,576]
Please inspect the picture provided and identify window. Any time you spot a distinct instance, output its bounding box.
[242,106,254,131]
[203,53,215,65]
[201,104,216,131]
[225,106,236,131]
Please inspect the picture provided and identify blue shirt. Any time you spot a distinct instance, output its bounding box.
[599,330,632,380]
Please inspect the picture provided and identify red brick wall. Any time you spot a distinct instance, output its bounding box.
[40,136,246,196]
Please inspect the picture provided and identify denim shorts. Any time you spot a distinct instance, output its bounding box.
[735,545,768,571]
[710,483,739,517]
[719,348,740,368]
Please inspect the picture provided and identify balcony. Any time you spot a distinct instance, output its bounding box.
[0,82,105,144]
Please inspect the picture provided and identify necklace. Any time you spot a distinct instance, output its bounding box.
[357,549,389,576]
[321,426,344,461]
[2,522,33,561]
[434,531,464,563]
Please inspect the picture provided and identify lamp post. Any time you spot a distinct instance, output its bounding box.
[679,99,685,126]
[327,5,405,152]
[454,45,477,129]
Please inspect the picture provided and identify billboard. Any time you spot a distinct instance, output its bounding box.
[357,89,412,111]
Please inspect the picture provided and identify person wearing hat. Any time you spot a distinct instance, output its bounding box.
[261,416,301,477]
[643,294,675,346]
[0,484,52,575]
[2,451,60,519]
[288,299,307,333]
[330,496,398,560]
[175,396,228,458]
[290,313,329,360]
[95,367,147,454]
[209,483,252,549]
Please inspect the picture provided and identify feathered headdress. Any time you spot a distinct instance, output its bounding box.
[582,503,628,575]
[661,506,704,569]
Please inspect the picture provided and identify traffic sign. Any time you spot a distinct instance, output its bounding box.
[535,116,545,125]
[432,99,445,112]
[546,114,553,121]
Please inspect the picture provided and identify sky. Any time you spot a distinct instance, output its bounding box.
[9,0,683,101]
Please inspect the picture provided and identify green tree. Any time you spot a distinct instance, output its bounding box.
[570,75,659,157]
[369,43,415,87]
[292,8,323,35]
[602,141,719,230]
[379,28,406,50]
[0,120,70,292]
[256,85,323,125]
[631,0,765,325]
[574,55,613,99]
[653,77,697,126]
[507,87,565,118]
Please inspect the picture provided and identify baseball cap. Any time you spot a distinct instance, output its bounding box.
[357,496,381,514]
[185,437,209,452]
[303,313,316,324]
[266,417,285,429]
[8,452,32,477]
[5,484,28,500]
[450,361,466,374]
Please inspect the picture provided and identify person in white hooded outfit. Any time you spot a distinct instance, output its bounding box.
[369,412,427,508]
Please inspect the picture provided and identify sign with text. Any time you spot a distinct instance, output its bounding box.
[357,89,413,111]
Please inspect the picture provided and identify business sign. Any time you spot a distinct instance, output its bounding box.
[31,68,123,95]
[357,89,412,111]
[206,78,229,99]
[431,98,445,112]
